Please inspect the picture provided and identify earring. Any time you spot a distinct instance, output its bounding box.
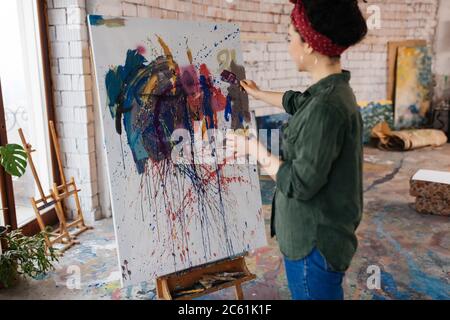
[314,57,318,65]
[300,55,304,64]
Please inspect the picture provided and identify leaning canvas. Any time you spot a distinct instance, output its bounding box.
[394,46,432,129]
[87,16,266,287]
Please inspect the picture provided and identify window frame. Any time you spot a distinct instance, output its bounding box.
[0,0,62,235]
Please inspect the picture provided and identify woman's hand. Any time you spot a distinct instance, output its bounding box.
[240,81,284,109]
[240,80,261,100]
[225,130,258,160]
[225,130,281,180]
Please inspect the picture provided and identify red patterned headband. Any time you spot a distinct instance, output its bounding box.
[290,0,348,57]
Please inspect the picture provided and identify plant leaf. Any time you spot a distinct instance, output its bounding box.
[0,144,28,177]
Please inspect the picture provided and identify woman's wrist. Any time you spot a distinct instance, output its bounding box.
[253,90,263,101]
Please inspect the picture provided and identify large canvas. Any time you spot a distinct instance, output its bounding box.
[88,16,266,287]
[394,46,432,129]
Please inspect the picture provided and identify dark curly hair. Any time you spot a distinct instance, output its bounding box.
[301,0,368,49]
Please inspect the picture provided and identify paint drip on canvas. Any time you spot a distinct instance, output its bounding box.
[88,16,266,286]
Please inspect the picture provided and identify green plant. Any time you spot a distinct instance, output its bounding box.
[0,227,58,288]
[0,143,28,177]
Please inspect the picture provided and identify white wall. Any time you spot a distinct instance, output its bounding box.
[47,0,99,223]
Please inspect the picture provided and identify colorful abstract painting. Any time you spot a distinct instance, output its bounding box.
[88,16,266,287]
[394,46,432,129]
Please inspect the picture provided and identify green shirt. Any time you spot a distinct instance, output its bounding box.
[271,70,363,272]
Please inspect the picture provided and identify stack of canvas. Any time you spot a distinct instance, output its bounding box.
[394,45,433,130]
[410,170,450,216]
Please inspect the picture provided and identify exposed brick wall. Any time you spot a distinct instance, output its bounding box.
[345,0,439,105]
[86,0,439,114]
[47,0,441,219]
[434,0,450,104]
[47,0,99,222]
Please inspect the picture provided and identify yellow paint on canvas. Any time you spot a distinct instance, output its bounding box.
[394,46,432,128]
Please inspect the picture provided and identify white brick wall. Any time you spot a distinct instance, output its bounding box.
[48,8,67,25]
[434,0,450,103]
[48,0,442,220]
[98,0,438,109]
[47,0,99,222]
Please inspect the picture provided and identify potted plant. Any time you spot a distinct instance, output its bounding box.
[0,142,28,253]
[0,143,57,288]
[0,227,58,288]
[0,142,29,260]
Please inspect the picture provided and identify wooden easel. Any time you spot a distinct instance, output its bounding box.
[48,121,92,238]
[18,128,77,254]
[156,255,255,300]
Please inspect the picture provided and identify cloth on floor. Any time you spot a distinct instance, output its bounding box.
[371,122,448,151]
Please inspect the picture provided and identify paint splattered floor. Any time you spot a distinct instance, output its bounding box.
[1,145,449,300]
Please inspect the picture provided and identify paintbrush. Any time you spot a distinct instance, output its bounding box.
[220,69,246,92]
[173,288,205,297]
[221,69,239,84]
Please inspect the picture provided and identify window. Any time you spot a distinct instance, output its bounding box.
[0,0,58,232]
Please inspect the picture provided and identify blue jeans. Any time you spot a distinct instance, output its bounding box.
[283,247,345,300]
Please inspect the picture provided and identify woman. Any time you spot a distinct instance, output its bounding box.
[229,0,367,300]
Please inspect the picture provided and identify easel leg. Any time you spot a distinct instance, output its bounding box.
[31,197,51,248]
[234,283,244,300]
[71,177,87,228]
[52,184,72,243]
